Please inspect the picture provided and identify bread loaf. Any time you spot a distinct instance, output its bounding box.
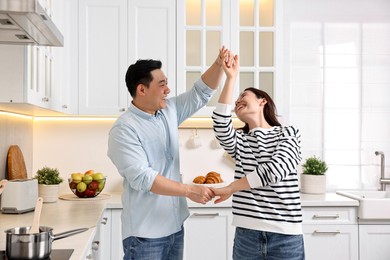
[193,171,223,184]
[193,176,206,184]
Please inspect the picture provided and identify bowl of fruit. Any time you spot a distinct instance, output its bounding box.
[68,170,106,198]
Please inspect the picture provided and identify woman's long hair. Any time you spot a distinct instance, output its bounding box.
[238,87,281,133]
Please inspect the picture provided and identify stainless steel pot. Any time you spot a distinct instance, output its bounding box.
[5,226,88,259]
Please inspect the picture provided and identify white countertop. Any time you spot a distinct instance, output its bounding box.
[0,193,122,260]
[0,192,358,259]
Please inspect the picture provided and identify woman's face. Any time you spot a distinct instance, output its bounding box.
[234,90,264,121]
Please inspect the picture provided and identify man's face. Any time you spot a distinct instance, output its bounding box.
[143,69,170,114]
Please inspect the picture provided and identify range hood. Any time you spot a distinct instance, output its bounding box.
[0,0,63,46]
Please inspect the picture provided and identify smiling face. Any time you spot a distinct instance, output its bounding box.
[234,90,266,124]
[134,69,170,114]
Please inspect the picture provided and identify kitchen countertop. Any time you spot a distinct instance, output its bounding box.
[0,193,122,260]
[0,192,358,259]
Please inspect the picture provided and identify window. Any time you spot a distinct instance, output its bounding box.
[284,0,390,191]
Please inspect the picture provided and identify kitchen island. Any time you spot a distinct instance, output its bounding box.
[0,192,358,259]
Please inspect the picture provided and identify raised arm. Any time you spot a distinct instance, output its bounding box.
[201,46,230,90]
[218,53,239,104]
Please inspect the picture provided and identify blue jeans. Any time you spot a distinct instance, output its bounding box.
[233,227,305,260]
[122,227,184,260]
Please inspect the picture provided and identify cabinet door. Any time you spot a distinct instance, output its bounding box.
[128,0,176,96]
[177,0,278,117]
[78,0,128,115]
[359,225,390,260]
[51,0,78,114]
[303,224,358,260]
[110,209,124,260]
[184,208,234,260]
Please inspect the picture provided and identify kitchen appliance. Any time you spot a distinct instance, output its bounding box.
[0,0,63,46]
[0,249,74,260]
[1,179,38,214]
[5,226,87,259]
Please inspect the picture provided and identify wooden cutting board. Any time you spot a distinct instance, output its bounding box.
[7,145,28,180]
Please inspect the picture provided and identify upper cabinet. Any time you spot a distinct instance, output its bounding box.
[78,0,128,115]
[77,0,176,116]
[0,0,66,116]
[177,0,278,117]
[128,0,176,97]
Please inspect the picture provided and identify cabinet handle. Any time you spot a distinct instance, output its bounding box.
[101,217,108,225]
[119,108,126,112]
[92,241,100,251]
[192,213,219,217]
[313,230,341,234]
[42,97,49,102]
[313,214,340,219]
[62,105,68,109]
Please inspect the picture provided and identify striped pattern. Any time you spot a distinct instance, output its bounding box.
[213,111,303,228]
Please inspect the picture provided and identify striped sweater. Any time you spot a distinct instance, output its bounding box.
[212,104,303,235]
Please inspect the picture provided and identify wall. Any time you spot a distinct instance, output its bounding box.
[0,112,33,180]
[32,119,235,195]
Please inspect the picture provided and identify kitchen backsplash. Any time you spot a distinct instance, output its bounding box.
[0,112,33,181]
[31,118,235,194]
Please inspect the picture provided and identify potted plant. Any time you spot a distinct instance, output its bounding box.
[300,156,328,194]
[34,166,63,203]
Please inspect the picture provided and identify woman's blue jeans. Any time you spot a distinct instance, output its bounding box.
[122,227,184,260]
[233,227,305,260]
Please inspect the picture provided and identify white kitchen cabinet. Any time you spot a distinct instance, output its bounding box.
[302,206,358,260]
[93,208,123,260]
[78,0,128,115]
[0,2,71,115]
[50,0,79,114]
[184,207,234,260]
[77,0,176,116]
[128,0,176,97]
[177,0,280,116]
[0,45,59,114]
[359,224,390,260]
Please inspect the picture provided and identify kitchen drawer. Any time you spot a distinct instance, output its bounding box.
[302,207,357,224]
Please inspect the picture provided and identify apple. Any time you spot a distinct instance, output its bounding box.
[71,173,83,183]
[84,188,96,197]
[88,180,99,190]
[82,174,93,185]
[85,169,95,175]
[77,182,87,192]
[97,181,105,192]
[76,190,85,197]
[69,181,77,189]
[92,173,104,181]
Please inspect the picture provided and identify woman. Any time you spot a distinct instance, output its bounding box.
[212,53,305,260]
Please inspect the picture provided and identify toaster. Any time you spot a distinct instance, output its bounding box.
[1,179,38,214]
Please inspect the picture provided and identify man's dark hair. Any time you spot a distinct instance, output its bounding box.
[125,59,162,98]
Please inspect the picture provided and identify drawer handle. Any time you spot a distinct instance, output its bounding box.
[314,230,341,234]
[101,217,108,225]
[313,214,340,219]
[192,213,219,217]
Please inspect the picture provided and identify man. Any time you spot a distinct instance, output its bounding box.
[107,46,231,259]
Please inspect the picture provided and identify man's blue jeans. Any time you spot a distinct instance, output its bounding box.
[233,227,305,260]
[122,227,184,260]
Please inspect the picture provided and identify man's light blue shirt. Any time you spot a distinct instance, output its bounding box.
[107,78,215,239]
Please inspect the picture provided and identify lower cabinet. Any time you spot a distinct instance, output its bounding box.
[302,206,359,260]
[359,224,390,260]
[184,207,234,260]
[93,209,123,260]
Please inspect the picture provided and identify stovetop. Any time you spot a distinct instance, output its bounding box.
[0,249,74,260]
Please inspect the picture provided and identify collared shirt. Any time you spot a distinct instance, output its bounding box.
[107,78,215,239]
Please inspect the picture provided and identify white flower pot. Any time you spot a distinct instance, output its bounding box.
[38,184,60,203]
[300,174,327,194]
